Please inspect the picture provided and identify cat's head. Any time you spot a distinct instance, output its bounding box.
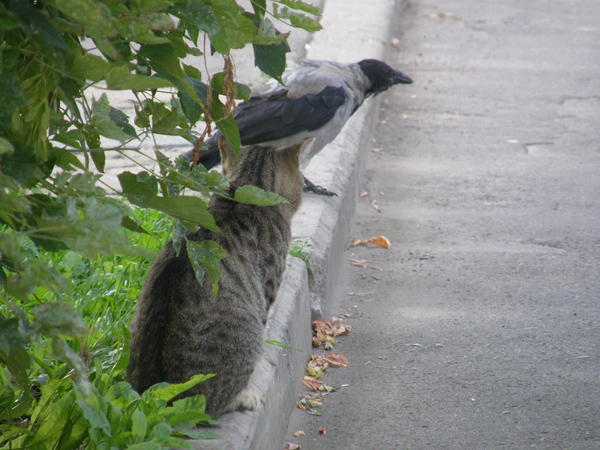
[218,137,314,213]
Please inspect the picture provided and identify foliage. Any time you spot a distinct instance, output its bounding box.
[0,0,321,447]
[290,239,312,268]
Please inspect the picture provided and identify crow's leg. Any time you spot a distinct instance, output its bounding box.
[303,176,338,197]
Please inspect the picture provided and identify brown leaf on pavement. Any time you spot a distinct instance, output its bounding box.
[312,318,352,337]
[285,443,301,450]
[321,351,349,367]
[297,393,324,410]
[302,378,327,392]
[350,260,367,268]
[351,236,392,248]
[292,431,305,438]
[318,428,327,436]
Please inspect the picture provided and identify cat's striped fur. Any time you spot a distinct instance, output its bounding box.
[127,137,312,416]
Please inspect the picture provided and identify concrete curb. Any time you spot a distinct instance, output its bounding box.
[191,1,400,448]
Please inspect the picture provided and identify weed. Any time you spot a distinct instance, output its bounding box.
[290,240,312,268]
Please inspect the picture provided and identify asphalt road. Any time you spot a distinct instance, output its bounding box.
[285,0,600,449]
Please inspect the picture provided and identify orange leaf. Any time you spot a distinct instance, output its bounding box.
[318,428,326,436]
[351,236,391,248]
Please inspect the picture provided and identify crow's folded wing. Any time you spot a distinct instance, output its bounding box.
[233,85,348,145]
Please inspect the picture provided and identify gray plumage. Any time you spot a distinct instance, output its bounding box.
[127,138,312,416]
[186,59,412,194]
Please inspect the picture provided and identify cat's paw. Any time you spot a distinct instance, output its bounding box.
[224,388,260,413]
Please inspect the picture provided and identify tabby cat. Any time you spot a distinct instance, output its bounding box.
[127,137,312,416]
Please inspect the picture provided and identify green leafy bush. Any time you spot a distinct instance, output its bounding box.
[0,0,321,447]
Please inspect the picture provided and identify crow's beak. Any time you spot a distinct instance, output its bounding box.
[392,71,413,84]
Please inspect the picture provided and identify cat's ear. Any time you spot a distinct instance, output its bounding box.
[218,136,237,176]
[284,138,314,168]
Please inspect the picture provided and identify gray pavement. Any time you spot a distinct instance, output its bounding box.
[285,0,600,449]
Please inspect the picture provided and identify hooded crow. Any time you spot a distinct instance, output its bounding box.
[186,59,412,195]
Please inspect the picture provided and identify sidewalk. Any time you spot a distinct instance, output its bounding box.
[286,0,600,448]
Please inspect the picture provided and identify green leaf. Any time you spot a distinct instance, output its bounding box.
[152,109,183,135]
[28,391,77,447]
[278,0,322,15]
[119,171,220,231]
[9,0,70,50]
[146,374,214,403]
[43,0,115,36]
[71,52,112,82]
[215,114,241,159]
[0,137,15,155]
[118,171,159,203]
[273,3,322,32]
[126,443,162,450]
[172,219,185,257]
[105,382,140,411]
[251,0,267,16]
[185,239,226,297]
[253,40,290,82]
[132,410,148,443]
[171,394,207,414]
[91,94,137,143]
[121,215,150,234]
[172,428,220,440]
[149,436,193,449]
[105,64,174,90]
[130,0,173,15]
[91,150,106,173]
[234,185,287,206]
[147,423,172,440]
[77,401,112,436]
[147,197,217,232]
[137,197,218,233]
[0,317,26,355]
[3,348,31,394]
[205,2,256,53]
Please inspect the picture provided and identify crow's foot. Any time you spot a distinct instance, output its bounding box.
[303,177,338,197]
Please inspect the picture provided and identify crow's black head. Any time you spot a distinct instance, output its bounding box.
[358,59,413,97]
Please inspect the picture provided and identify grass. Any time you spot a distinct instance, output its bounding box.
[34,206,173,352]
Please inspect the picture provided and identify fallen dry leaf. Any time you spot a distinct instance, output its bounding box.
[351,236,392,249]
[321,351,349,367]
[370,199,383,213]
[297,393,324,411]
[302,377,335,393]
[285,443,301,450]
[360,190,369,197]
[301,378,326,392]
[350,261,367,268]
[306,365,324,379]
[318,428,327,436]
[312,318,351,349]
[292,431,305,438]
[313,318,352,337]
[308,354,329,372]
[312,332,335,349]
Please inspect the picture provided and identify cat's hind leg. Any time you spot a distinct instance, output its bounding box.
[223,388,260,413]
